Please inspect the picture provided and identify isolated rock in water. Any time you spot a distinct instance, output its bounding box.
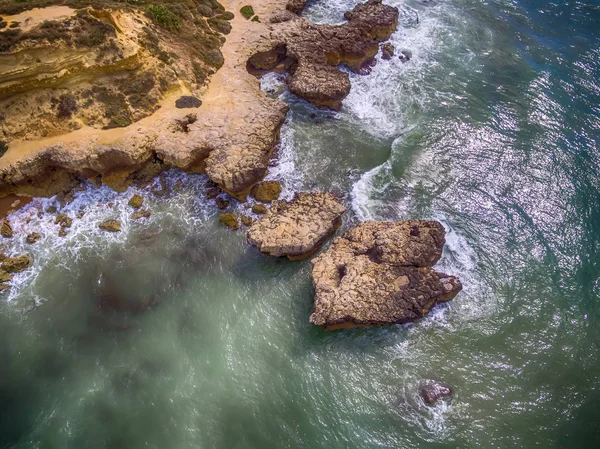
[55,214,73,228]
[1,219,13,238]
[58,228,68,237]
[128,195,143,209]
[420,381,453,406]
[131,209,151,220]
[26,232,41,244]
[99,220,122,233]
[220,213,239,230]
[252,204,268,214]
[247,192,346,260]
[1,255,32,273]
[399,49,412,62]
[241,215,254,226]
[205,187,221,199]
[175,96,202,109]
[309,220,462,329]
[381,42,395,60]
[215,197,230,210]
[251,181,282,203]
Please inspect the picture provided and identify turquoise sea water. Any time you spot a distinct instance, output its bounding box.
[1,0,600,447]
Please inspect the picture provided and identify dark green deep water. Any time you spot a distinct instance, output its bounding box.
[1,0,600,447]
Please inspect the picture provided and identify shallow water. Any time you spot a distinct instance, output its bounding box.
[2,0,600,447]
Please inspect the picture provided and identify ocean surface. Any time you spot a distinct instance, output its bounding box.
[2,0,600,447]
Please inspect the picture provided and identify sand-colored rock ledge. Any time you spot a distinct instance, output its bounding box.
[247,192,346,260]
[0,0,397,201]
[309,220,462,329]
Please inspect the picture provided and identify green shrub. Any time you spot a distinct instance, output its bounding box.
[147,4,180,31]
[251,15,259,22]
[0,141,7,158]
[240,5,254,20]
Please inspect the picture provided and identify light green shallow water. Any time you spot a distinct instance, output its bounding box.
[2,0,600,447]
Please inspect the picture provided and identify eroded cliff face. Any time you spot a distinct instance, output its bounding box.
[0,0,398,202]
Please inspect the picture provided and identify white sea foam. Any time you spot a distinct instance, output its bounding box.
[2,171,216,302]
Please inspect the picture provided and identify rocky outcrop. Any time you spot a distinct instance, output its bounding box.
[0,0,396,204]
[1,254,32,273]
[309,220,462,329]
[249,0,399,110]
[247,192,346,260]
[420,381,453,406]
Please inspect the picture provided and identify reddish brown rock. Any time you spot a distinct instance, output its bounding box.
[420,381,454,406]
[309,220,462,329]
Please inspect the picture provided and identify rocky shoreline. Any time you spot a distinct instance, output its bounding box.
[0,0,462,330]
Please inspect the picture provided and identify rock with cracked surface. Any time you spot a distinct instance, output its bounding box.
[247,192,346,260]
[309,220,462,329]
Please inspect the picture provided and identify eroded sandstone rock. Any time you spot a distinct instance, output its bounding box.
[220,213,239,230]
[249,0,399,110]
[1,254,32,273]
[99,219,121,232]
[1,219,13,238]
[309,220,462,329]
[128,195,143,209]
[247,192,346,260]
[251,181,282,203]
[131,209,151,220]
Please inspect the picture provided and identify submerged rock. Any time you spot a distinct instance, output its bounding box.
[131,209,151,220]
[241,215,253,226]
[215,197,230,210]
[220,213,239,230]
[251,181,282,203]
[99,220,122,233]
[309,221,462,329]
[248,0,399,111]
[1,219,13,238]
[128,195,144,209]
[420,381,454,406]
[26,232,41,244]
[1,255,32,273]
[381,42,395,60]
[247,192,346,260]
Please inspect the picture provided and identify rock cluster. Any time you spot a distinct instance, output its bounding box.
[247,192,346,260]
[249,0,399,110]
[309,220,462,329]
